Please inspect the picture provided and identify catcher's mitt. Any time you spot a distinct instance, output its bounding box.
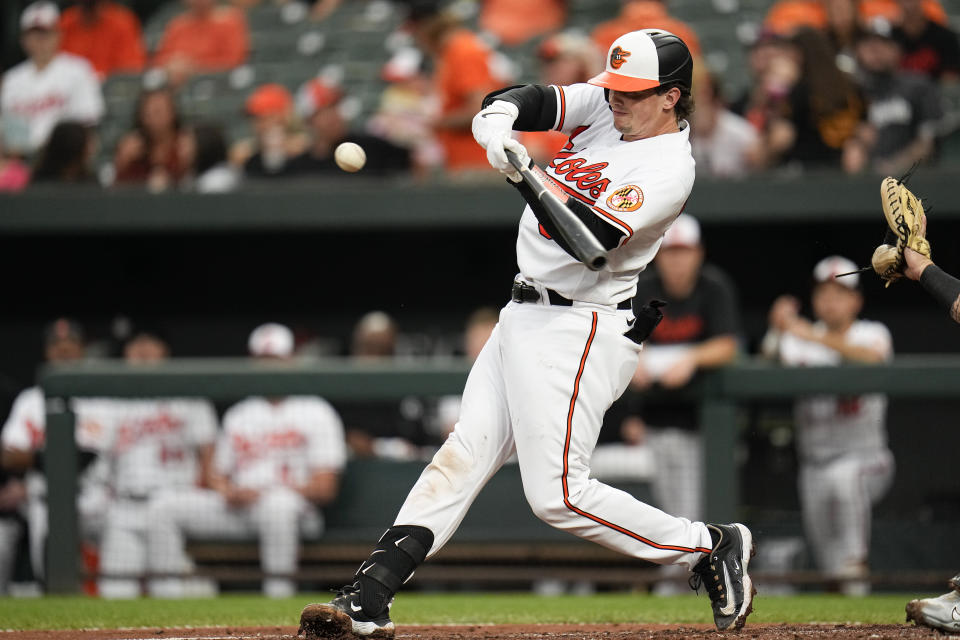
[871,176,931,287]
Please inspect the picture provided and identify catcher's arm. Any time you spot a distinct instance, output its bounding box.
[900,209,960,323]
[916,263,960,324]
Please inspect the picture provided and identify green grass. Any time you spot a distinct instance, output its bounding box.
[0,592,935,631]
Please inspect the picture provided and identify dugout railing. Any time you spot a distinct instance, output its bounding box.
[39,355,960,593]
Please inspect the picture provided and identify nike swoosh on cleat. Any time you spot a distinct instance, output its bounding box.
[719,565,737,616]
[952,606,960,622]
[395,536,409,548]
[350,602,363,613]
[481,112,511,118]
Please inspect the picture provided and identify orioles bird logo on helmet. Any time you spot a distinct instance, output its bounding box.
[610,46,631,69]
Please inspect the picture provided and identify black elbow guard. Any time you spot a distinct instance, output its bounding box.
[482,84,558,131]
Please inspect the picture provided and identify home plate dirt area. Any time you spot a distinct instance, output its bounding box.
[0,624,943,640]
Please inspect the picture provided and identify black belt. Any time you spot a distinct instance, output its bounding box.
[511,281,632,310]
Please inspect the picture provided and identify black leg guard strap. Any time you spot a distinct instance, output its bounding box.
[356,525,434,616]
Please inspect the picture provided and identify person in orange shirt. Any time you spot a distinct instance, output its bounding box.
[151,0,248,86]
[408,6,506,172]
[479,0,566,47]
[592,1,701,60]
[764,0,947,37]
[520,31,600,164]
[59,0,145,79]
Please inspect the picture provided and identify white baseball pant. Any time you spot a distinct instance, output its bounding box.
[799,448,894,579]
[395,302,713,569]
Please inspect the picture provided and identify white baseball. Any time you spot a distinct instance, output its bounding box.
[334,142,366,172]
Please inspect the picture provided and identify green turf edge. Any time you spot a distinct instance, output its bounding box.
[0,593,934,631]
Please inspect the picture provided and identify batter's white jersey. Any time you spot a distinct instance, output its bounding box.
[216,396,347,491]
[81,398,217,497]
[775,320,893,462]
[516,83,695,305]
[0,53,104,152]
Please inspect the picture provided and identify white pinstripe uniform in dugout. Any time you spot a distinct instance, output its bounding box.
[299,29,756,639]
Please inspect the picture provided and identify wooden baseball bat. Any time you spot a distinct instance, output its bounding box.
[505,149,607,271]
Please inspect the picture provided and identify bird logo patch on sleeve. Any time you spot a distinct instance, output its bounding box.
[606,185,644,212]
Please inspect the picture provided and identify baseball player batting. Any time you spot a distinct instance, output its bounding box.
[299,29,755,639]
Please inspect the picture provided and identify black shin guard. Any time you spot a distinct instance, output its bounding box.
[356,525,434,616]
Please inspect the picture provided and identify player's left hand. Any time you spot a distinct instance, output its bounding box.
[472,100,528,180]
[472,100,518,150]
[660,354,697,388]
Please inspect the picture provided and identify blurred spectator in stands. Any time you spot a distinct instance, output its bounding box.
[823,0,865,65]
[519,31,600,165]
[178,122,240,192]
[690,72,763,179]
[407,2,507,173]
[114,88,186,191]
[147,322,346,598]
[761,256,893,595]
[1,318,107,583]
[428,307,499,444]
[289,78,411,176]
[30,121,97,184]
[92,329,219,599]
[755,27,863,170]
[59,0,146,79]
[0,131,30,192]
[892,0,959,83]
[730,30,791,117]
[763,0,947,38]
[338,311,426,459]
[150,0,249,87]
[0,2,104,156]
[370,47,444,176]
[843,18,942,174]
[234,83,307,179]
[592,0,702,60]
[479,0,566,47]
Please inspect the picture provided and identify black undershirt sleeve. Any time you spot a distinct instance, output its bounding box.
[918,264,960,324]
[482,84,558,132]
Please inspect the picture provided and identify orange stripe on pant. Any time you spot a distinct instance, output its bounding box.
[561,311,712,555]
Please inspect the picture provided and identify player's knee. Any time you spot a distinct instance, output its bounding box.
[258,488,303,522]
[524,488,570,527]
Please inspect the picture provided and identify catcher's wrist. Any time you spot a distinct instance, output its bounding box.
[919,264,960,316]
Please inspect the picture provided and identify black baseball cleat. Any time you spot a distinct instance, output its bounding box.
[298,584,394,639]
[690,523,757,631]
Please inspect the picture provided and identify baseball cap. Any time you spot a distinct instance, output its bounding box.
[248,322,294,357]
[660,213,701,249]
[20,1,59,32]
[295,78,343,118]
[245,84,293,118]
[43,317,84,347]
[588,29,693,93]
[813,255,860,289]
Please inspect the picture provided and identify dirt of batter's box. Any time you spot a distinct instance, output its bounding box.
[0,624,946,640]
